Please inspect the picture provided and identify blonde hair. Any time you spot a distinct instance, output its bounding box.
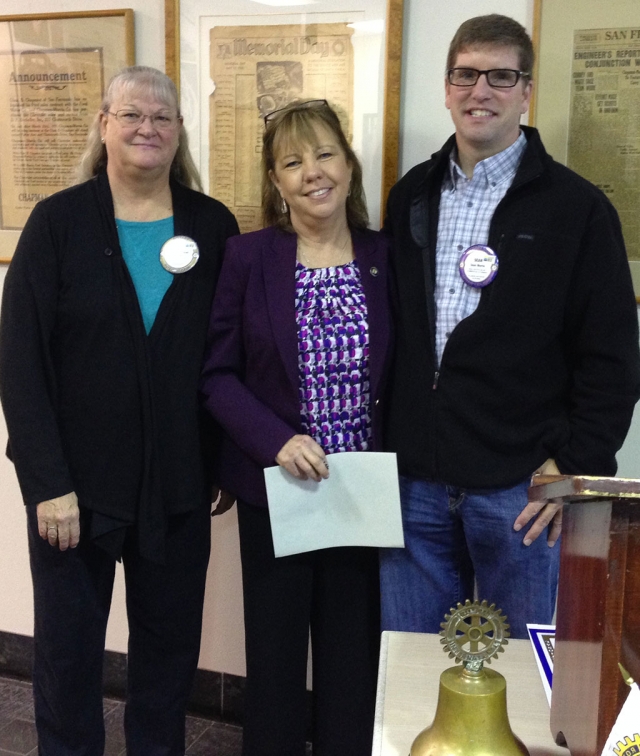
[261,101,368,231]
[76,66,203,191]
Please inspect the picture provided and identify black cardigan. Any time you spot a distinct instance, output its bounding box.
[384,126,640,489]
[0,172,238,558]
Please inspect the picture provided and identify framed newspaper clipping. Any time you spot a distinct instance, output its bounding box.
[165,0,403,233]
[532,0,640,299]
[0,9,134,263]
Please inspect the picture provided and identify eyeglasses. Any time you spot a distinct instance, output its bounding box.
[107,109,180,130]
[263,99,329,126]
[447,68,530,88]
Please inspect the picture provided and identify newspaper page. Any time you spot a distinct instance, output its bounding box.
[209,24,354,233]
[0,48,103,230]
[568,28,640,262]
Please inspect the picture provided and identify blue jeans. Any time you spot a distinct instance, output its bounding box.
[379,476,561,639]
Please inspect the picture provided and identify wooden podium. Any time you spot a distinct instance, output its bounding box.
[528,475,640,756]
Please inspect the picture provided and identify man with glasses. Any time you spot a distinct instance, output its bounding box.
[381,14,640,638]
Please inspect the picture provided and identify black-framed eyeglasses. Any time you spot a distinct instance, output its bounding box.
[447,68,530,88]
[263,99,329,126]
[107,109,180,130]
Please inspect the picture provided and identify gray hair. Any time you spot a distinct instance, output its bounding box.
[76,65,203,191]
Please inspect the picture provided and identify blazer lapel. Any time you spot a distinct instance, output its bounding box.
[354,230,390,403]
[263,229,300,396]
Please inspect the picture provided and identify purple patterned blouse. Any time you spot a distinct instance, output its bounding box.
[295,260,372,454]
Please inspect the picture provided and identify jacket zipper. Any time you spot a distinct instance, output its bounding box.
[431,229,505,393]
[422,137,543,476]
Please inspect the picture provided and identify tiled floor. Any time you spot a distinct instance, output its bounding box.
[0,675,243,755]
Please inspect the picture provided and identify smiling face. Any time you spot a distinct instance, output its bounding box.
[99,85,182,182]
[269,123,353,233]
[445,44,532,168]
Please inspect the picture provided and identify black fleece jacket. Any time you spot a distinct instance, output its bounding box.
[384,126,640,489]
[0,172,238,557]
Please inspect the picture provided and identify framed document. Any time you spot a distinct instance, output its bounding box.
[0,10,134,262]
[532,0,640,299]
[165,0,403,232]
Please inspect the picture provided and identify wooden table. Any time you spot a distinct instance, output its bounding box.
[372,631,568,756]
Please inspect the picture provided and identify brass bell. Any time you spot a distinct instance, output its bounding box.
[410,600,530,756]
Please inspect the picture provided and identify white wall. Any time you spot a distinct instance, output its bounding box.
[1,0,638,681]
[615,311,640,478]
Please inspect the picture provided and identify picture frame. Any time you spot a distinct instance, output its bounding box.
[531,0,640,301]
[0,9,135,263]
[165,0,403,232]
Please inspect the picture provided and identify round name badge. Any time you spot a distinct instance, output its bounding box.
[458,244,499,288]
[160,236,200,274]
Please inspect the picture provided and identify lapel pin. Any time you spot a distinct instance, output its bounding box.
[370,266,379,277]
[160,236,200,274]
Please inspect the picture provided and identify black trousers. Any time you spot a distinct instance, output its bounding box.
[26,503,211,756]
[237,501,381,756]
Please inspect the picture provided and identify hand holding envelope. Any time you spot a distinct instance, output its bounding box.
[264,451,405,558]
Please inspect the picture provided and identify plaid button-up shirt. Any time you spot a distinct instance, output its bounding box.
[434,131,526,365]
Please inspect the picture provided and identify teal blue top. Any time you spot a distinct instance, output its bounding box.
[116,217,174,334]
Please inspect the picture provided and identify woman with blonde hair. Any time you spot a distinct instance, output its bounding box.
[201,99,392,756]
[0,66,237,754]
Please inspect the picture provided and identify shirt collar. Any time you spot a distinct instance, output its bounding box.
[445,130,527,191]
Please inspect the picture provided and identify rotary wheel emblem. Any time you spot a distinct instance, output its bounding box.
[440,599,510,666]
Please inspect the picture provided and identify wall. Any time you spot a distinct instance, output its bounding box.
[0,0,638,681]
[615,313,640,478]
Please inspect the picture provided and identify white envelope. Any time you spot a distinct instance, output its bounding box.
[264,451,405,558]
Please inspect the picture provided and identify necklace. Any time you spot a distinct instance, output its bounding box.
[297,233,353,269]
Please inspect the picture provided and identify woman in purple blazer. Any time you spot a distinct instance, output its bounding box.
[201,100,392,756]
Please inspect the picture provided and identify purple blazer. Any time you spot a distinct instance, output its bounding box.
[200,225,393,507]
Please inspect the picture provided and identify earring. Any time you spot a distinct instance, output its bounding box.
[281,196,288,214]
[347,181,352,198]
[101,137,105,144]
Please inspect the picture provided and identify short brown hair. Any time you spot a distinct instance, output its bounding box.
[447,15,534,77]
[261,101,368,231]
